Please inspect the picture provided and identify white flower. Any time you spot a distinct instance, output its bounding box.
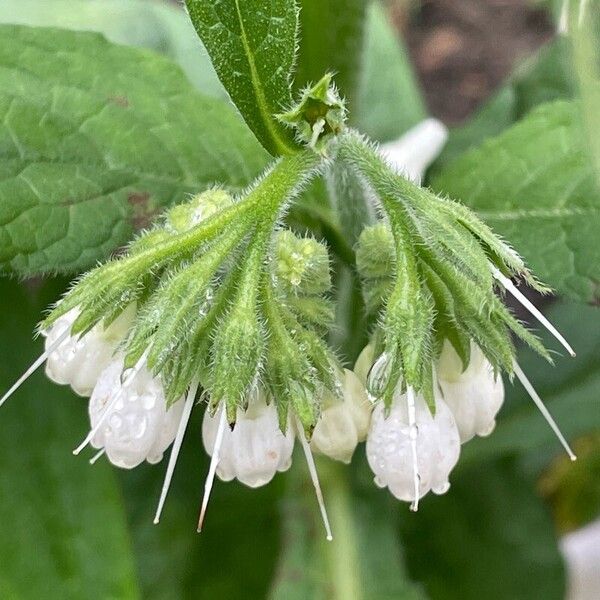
[353,344,375,387]
[43,305,135,396]
[381,118,448,184]
[202,390,294,488]
[310,369,372,463]
[436,341,504,443]
[88,356,184,469]
[366,391,460,503]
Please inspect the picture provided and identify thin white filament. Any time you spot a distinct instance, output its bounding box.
[513,361,576,461]
[0,329,70,408]
[89,449,105,465]
[296,417,333,541]
[491,265,576,357]
[153,381,199,525]
[197,404,226,533]
[406,386,421,512]
[72,349,150,456]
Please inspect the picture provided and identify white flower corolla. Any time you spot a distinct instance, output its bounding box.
[43,305,135,397]
[436,341,504,443]
[88,357,184,469]
[381,118,448,184]
[310,369,372,463]
[366,391,460,503]
[202,390,294,488]
[353,344,375,387]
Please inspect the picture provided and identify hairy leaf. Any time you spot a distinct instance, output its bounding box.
[434,101,600,303]
[185,0,299,156]
[0,25,269,275]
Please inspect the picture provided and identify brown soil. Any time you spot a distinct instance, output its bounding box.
[397,0,555,123]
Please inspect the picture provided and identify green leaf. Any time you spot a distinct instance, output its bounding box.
[270,459,425,600]
[0,0,226,98]
[355,2,427,142]
[462,301,600,468]
[0,24,269,276]
[434,101,600,303]
[185,0,299,156]
[0,279,139,599]
[399,459,565,600]
[431,38,576,174]
[295,0,368,115]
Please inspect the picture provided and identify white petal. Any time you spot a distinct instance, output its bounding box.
[381,118,449,184]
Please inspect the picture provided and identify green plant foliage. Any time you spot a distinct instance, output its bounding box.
[434,101,600,303]
[0,279,139,599]
[270,459,425,600]
[185,0,299,156]
[399,459,565,600]
[0,0,225,97]
[355,2,427,141]
[294,0,368,115]
[462,301,600,467]
[431,38,576,173]
[0,25,269,275]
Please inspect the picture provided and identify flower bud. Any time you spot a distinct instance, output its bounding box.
[366,391,460,502]
[89,357,185,469]
[437,341,504,442]
[202,390,294,487]
[43,304,135,396]
[166,188,233,233]
[310,369,372,463]
[274,230,331,296]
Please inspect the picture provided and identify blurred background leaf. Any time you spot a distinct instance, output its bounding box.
[0,0,225,97]
[0,279,139,599]
[270,459,425,600]
[295,0,368,117]
[434,101,600,303]
[398,458,566,600]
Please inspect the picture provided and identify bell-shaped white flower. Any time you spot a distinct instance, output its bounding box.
[310,369,372,463]
[202,390,294,488]
[436,341,504,443]
[43,305,135,397]
[88,357,184,469]
[366,390,460,503]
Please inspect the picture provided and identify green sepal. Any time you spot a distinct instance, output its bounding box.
[277,73,346,151]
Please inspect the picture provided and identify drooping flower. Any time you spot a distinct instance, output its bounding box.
[366,387,460,508]
[201,389,294,488]
[310,369,372,463]
[436,341,504,442]
[87,356,185,469]
[43,304,135,397]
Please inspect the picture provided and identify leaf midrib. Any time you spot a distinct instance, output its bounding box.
[232,0,295,156]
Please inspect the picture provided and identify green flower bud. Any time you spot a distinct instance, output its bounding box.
[356,224,395,281]
[278,73,346,151]
[166,188,233,233]
[273,230,331,296]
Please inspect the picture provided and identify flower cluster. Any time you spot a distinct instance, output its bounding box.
[0,76,576,538]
